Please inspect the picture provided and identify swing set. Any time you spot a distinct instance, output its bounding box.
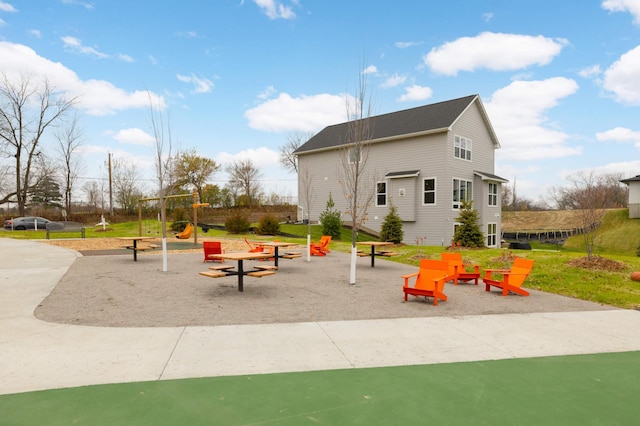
[137,190,209,244]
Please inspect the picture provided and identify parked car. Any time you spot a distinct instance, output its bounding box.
[4,216,51,230]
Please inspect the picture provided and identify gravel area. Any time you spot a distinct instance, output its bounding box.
[34,239,617,328]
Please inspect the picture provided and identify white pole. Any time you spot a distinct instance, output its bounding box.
[349,246,357,285]
[306,234,311,262]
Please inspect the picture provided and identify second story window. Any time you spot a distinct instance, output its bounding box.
[453,178,472,209]
[488,183,498,206]
[376,181,386,206]
[349,146,361,163]
[454,135,472,161]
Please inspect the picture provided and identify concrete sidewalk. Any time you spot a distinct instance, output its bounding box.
[1,238,639,396]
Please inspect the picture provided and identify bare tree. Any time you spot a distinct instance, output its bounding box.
[111,158,144,214]
[225,159,263,206]
[148,93,172,272]
[55,114,85,215]
[279,131,314,174]
[548,172,628,210]
[172,148,220,202]
[0,73,76,215]
[338,70,376,285]
[565,171,610,260]
[83,180,103,213]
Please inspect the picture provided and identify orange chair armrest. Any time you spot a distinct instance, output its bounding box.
[484,269,509,280]
[401,272,419,279]
[402,272,419,286]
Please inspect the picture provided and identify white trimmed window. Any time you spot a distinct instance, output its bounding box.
[452,178,472,209]
[487,223,497,247]
[376,181,387,206]
[488,183,498,206]
[454,135,472,161]
[349,146,361,163]
[423,178,436,205]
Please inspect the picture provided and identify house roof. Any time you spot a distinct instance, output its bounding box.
[385,170,421,179]
[294,94,500,154]
[474,171,509,183]
[621,175,640,184]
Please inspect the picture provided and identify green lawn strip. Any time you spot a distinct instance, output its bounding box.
[2,351,638,425]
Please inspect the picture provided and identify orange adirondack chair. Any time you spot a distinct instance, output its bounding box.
[309,242,326,256]
[483,257,535,297]
[176,223,193,239]
[318,235,332,253]
[203,241,225,263]
[402,259,452,306]
[244,238,265,253]
[441,252,480,285]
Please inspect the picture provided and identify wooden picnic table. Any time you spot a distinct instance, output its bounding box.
[117,237,157,261]
[207,251,276,292]
[259,241,300,267]
[357,241,394,267]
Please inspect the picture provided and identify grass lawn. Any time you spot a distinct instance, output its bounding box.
[1,351,638,425]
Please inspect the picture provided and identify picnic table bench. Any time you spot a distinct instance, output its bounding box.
[117,237,159,261]
[45,222,86,239]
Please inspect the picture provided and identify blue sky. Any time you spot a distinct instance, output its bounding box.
[1,0,640,205]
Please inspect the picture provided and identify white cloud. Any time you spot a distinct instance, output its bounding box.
[482,12,494,22]
[175,30,199,38]
[394,41,421,48]
[116,53,134,63]
[579,64,602,78]
[257,85,277,99]
[381,73,407,88]
[110,128,155,146]
[424,32,567,76]
[245,92,350,133]
[176,73,215,94]
[486,77,581,160]
[603,45,640,104]
[253,0,296,20]
[29,29,41,38]
[362,65,378,75]
[0,18,6,26]
[61,36,134,62]
[61,36,109,59]
[560,160,640,182]
[0,41,165,115]
[602,0,640,24]
[596,126,640,148]
[397,84,433,102]
[217,146,281,168]
[61,0,94,10]
[0,1,17,12]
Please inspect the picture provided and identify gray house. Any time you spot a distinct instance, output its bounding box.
[621,175,640,219]
[294,94,507,247]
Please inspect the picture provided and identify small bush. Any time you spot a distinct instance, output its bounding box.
[319,193,342,239]
[256,214,280,235]
[225,211,251,234]
[380,204,403,243]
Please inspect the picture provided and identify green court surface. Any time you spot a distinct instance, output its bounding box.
[1,351,638,425]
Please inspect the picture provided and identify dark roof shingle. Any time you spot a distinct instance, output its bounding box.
[295,94,479,154]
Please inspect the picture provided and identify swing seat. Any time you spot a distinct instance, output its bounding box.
[176,223,193,239]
